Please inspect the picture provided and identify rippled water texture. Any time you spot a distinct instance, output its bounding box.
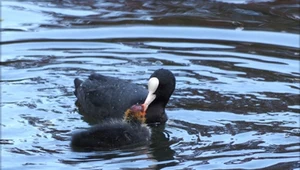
[1,0,300,169]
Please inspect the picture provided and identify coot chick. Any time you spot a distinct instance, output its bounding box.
[71,104,151,149]
[74,69,175,124]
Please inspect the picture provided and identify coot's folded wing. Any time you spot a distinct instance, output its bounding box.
[74,73,147,123]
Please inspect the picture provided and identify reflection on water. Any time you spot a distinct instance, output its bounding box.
[1,0,300,169]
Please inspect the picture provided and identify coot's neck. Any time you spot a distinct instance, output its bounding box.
[146,102,167,123]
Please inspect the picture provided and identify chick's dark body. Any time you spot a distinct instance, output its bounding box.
[71,120,151,149]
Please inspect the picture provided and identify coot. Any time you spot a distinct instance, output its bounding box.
[74,69,175,124]
[71,104,151,149]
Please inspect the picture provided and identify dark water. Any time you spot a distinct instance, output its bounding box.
[1,0,300,169]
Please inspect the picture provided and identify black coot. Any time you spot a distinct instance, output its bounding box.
[74,69,175,124]
[71,104,151,149]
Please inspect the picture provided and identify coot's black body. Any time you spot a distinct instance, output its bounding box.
[71,120,151,149]
[74,69,175,124]
[74,73,147,123]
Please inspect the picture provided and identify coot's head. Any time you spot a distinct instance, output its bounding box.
[143,69,176,123]
[124,104,147,124]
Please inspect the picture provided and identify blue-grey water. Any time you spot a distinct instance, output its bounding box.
[1,0,300,169]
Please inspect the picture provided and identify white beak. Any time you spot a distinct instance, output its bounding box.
[143,77,159,111]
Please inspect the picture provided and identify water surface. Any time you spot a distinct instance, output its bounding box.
[1,0,300,169]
